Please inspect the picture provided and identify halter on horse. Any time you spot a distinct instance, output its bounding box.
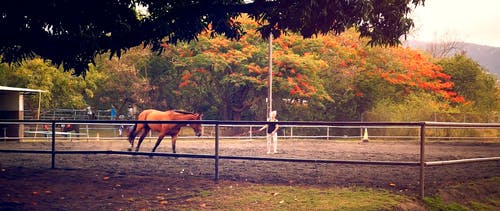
[127,109,203,153]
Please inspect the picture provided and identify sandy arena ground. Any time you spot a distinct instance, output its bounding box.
[0,137,499,210]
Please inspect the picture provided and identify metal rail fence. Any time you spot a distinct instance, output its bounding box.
[0,119,499,199]
[24,108,115,120]
[17,123,499,142]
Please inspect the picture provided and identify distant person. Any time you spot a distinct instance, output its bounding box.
[257,110,279,154]
[110,105,117,120]
[118,115,125,136]
[86,106,94,119]
[59,117,66,129]
[127,105,134,120]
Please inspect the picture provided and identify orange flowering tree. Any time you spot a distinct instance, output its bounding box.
[162,16,330,120]
[301,29,468,121]
[150,17,469,121]
[137,18,469,121]
[365,47,465,103]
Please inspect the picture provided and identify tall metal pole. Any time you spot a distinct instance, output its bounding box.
[214,123,219,181]
[268,33,273,119]
[419,122,426,199]
[51,121,56,169]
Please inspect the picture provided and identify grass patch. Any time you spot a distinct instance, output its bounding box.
[171,184,416,210]
[423,197,469,211]
[160,177,500,210]
[423,177,500,211]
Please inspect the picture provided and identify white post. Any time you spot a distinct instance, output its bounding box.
[268,33,273,119]
[327,126,330,140]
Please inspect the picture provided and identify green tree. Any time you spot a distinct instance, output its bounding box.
[437,54,500,114]
[368,92,445,121]
[1,0,425,76]
[91,47,153,114]
[0,58,91,117]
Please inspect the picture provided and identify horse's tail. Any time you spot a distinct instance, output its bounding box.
[127,123,138,142]
[127,109,154,144]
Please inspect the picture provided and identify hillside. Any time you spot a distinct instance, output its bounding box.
[406,40,500,78]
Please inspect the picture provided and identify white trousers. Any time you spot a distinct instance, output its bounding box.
[267,132,278,154]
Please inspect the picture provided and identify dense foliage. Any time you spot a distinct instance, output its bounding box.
[1,17,498,122]
[0,58,94,118]
[1,0,424,76]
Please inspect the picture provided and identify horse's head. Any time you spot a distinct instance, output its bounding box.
[189,113,203,137]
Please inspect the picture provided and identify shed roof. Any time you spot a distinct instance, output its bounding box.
[0,86,47,94]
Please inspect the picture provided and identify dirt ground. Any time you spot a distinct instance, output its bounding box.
[0,138,499,210]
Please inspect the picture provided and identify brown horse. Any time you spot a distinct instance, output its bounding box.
[127,109,203,153]
[60,123,80,137]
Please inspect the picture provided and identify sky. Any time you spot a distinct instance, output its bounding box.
[409,0,500,47]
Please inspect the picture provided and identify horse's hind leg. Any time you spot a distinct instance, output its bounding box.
[75,127,80,138]
[170,134,179,154]
[151,134,166,153]
[135,128,150,152]
[127,124,140,151]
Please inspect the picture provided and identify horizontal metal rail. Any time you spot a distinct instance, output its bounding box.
[0,119,424,127]
[0,149,420,166]
[425,157,500,166]
[218,155,420,166]
[425,121,500,128]
[0,149,52,154]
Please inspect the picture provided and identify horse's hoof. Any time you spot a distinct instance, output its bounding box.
[127,148,132,151]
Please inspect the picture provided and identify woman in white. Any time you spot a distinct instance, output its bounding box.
[258,111,279,154]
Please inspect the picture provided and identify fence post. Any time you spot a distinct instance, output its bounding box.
[419,122,426,199]
[86,123,90,142]
[51,121,56,169]
[214,123,220,181]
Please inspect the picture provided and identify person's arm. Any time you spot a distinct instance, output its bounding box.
[257,124,268,132]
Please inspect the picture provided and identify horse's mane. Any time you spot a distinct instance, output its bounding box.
[173,110,196,115]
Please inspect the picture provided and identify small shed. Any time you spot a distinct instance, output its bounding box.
[0,86,47,141]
